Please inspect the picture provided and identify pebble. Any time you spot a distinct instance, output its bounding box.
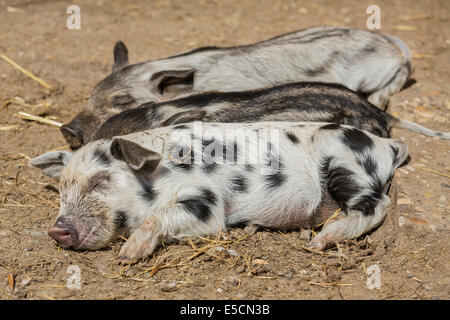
[406,270,414,278]
[252,259,268,265]
[159,281,178,292]
[235,265,246,274]
[223,276,239,287]
[423,283,433,291]
[299,229,311,241]
[397,198,413,210]
[21,278,32,286]
[284,272,293,279]
[439,195,447,202]
[216,288,223,294]
[299,270,309,276]
[244,225,259,235]
[398,216,406,227]
[236,293,246,299]
[24,230,47,236]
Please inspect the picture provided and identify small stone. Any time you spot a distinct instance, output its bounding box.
[439,195,447,202]
[397,198,413,210]
[406,270,414,278]
[423,283,433,291]
[216,288,223,294]
[201,255,213,262]
[227,249,238,257]
[21,278,31,286]
[223,276,239,287]
[398,216,406,227]
[244,225,259,235]
[24,229,47,236]
[236,265,246,274]
[236,293,246,299]
[252,259,268,265]
[191,280,206,287]
[284,272,293,279]
[299,229,311,241]
[159,281,178,292]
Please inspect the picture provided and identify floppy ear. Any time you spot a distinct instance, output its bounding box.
[110,138,161,172]
[161,109,207,127]
[113,41,129,72]
[29,151,72,180]
[150,69,196,100]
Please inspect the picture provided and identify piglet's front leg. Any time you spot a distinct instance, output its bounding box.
[117,199,224,264]
[118,215,163,264]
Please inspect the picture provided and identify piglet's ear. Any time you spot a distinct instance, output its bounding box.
[29,151,72,180]
[111,138,161,172]
[113,41,129,72]
[150,69,196,101]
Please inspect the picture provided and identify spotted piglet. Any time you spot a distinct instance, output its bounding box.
[30,121,409,263]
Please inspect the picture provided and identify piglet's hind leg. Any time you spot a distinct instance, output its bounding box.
[307,195,390,250]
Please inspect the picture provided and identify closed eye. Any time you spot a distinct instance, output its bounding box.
[88,171,111,192]
[111,94,135,108]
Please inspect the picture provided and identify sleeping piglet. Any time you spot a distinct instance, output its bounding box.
[61,26,413,149]
[31,121,409,263]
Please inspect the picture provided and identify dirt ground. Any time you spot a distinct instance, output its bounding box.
[0,0,448,300]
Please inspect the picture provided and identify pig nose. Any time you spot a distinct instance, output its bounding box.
[48,218,78,248]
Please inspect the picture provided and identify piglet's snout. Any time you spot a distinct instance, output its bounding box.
[48,218,78,248]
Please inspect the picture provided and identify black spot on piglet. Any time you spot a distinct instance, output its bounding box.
[178,188,217,222]
[231,174,248,192]
[341,128,374,154]
[93,149,111,166]
[114,210,128,229]
[285,131,299,144]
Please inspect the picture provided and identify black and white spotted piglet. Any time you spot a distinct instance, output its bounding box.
[30,121,409,263]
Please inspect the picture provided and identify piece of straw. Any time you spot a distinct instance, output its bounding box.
[0,125,19,131]
[2,99,33,109]
[399,14,431,21]
[412,53,433,59]
[17,111,62,127]
[0,54,52,90]
[418,167,450,179]
[393,25,418,31]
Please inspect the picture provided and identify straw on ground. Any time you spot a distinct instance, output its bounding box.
[17,111,63,127]
[0,53,52,90]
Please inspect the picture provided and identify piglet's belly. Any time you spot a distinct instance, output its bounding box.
[229,193,340,231]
